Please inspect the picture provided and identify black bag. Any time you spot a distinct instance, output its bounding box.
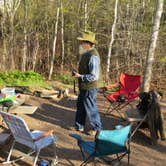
[117,94,127,102]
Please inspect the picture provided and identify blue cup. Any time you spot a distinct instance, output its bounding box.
[39,160,49,166]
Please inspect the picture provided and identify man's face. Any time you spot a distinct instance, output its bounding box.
[79,41,88,55]
[80,41,89,49]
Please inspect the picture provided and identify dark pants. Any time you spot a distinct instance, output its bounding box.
[75,88,102,131]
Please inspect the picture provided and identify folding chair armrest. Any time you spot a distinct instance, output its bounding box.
[105,82,119,90]
[33,130,54,142]
[102,83,119,98]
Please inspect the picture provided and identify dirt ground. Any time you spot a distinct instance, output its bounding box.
[0,84,166,166]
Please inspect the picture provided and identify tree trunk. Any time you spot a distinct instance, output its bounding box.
[32,34,39,71]
[49,0,60,80]
[60,0,65,72]
[5,0,21,70]
[10,16,15,69]
[45,0,50,72]
[46,20,50,72]
[84,0,88,31]
[106,0,118,81]
[1,2,7,71]
[142,0,164,92]
[22,0,28,71]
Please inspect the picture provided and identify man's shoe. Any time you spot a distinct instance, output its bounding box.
[68,126,84,132]
[78,128,84,132]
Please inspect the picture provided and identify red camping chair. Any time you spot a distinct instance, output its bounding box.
[104,73,141,118]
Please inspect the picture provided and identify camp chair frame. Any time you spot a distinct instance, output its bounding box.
[0,111,58,166]
[124,108,148,138]
[80,143,131,166]
[124,90,165,144]
[70,125,132,166]
[104,98,136,119]
[104,72,141,118]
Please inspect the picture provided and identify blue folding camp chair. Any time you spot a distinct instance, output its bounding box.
[70,125,132,166]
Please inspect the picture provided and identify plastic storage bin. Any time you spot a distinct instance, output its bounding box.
[1,88,15,97]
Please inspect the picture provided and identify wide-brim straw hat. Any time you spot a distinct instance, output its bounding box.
[77,31,97,44]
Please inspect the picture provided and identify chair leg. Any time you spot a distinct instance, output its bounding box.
[105,105,113,114]
[80,148,86,160]
[128,152,130,165]
[115,102,131,119]
[80,155,93,166]
[7,140,15,163]
[50,143,59,165]
[115,108,124,119]
[105,102,127,120]
[93,157,96,166]
[114,152,128,164]
[116,154,121,161]
[33,151,40,166]
[3,145,35,164]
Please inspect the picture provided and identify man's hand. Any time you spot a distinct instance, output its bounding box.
[71,69,81,78]
[74,72,82,78]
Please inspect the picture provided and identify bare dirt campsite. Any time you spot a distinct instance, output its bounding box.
[0,82,166,166]
[0,0,165,165]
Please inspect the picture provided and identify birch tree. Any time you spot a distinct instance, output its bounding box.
[22,0,27,71]
[5,0,21,69]
[106,0,118,81]
[32,34,39,71]
[84,0,88,31]
[0,0,7,70]
[142,0,164,92]
[49,0,60,80]
[60,0,65,72]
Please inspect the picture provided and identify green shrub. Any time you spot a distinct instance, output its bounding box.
[0,70,45,88]
[53,73,73,85]
[0,77,5,87]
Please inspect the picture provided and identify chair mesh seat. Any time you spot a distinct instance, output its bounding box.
[80,141,96,156]
[70,125,131,165]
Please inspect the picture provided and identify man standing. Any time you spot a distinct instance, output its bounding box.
[72,30,103,136]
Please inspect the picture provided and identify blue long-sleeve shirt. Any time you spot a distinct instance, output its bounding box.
[81,55,100,82]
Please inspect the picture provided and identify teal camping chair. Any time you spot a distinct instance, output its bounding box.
[70,125,132,166]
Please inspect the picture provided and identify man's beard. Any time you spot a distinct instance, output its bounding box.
[79,45,87,55]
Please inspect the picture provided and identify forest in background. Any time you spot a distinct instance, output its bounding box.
[0,0,165,92]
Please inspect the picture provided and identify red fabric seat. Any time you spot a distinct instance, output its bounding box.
[104,73,141,118]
